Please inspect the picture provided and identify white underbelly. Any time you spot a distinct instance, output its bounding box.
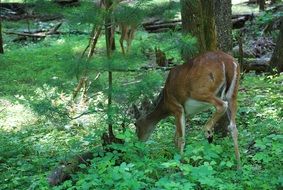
[184,99,212,116]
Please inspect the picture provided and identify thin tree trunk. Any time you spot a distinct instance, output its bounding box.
[0,0,4,54]
[104,0,114,130]
[87,26,102,59]
[269,18,283,73]
[238,32,244,71]
[0,22,3,54]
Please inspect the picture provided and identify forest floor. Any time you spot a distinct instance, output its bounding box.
[1,31,282,190]
[0,1,283,190]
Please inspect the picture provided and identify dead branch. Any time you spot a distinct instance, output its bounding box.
[4,22,63,39]
[48,130,124,186]
[46,22,62,34]
[48,151,94,186]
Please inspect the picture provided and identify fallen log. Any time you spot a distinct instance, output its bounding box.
[0,3,27,15]
[231,13,256,19]
[232,16,249,29]
[5,31,54,38]
[247,0,257,4]
[54,0,80,6]
[242,58,271,74]
[5,22,62,40]
[148,28,178,33]
[48,127,124,186]
[144,22,181,30]
[142,19,181,33]
[143,19,182,26]
[48,151,94,186]
[1,14,62,21]
[0,3,62,21]
[142,14,255,33]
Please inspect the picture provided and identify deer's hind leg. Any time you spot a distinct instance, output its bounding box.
[193,94,228,143]
[227,95,241,169]
[119,25,127,55]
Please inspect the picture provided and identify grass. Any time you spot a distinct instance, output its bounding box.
[0,3,283,189]
[1,34,282,190]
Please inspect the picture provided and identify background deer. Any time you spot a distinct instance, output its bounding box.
[135,51,241,169]
[119,22,137,54]
[114,0,140,54]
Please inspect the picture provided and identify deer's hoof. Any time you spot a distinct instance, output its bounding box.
[207,136,213,144]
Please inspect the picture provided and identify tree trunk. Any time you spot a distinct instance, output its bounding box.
[269,18,283,73]
[201,0,217,51]
[213,0,233,136]
[0,21,3,54]
[214,0,232,53]
[180,0,206,59]
[0,0,4,54]
[104,0,114,132]
[180,0,218,56]
[258,0,265,11]
[181,0,229,136]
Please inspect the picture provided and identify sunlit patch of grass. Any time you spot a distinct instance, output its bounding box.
[0,98,38,131]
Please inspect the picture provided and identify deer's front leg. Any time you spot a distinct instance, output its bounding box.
[174,107,186,155]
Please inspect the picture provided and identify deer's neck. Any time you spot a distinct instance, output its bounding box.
[145,91,169,126]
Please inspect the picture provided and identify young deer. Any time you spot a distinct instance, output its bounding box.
[115,0,138,54]
[135,51,241,169]
[119,22,137,54]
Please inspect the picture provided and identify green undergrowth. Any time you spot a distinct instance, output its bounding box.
[1,43,282,189]
[0,21,282,190]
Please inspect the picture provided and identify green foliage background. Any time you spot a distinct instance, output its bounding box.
[0,0,283,190]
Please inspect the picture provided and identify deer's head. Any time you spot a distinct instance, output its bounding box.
[133,99,157,141]
[135,117,155,141]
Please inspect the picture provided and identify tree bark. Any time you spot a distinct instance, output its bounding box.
[258,0,265,11]
[180,0,206,58]
[214,0,232,53]
[213,0,233,136]
[104,0,114,133]
[0,21,3,54]
[180,0,218,60]
[181,0,230,136]
[0,0,4,54]
[201,0,217,51]
[269,18,283,73]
